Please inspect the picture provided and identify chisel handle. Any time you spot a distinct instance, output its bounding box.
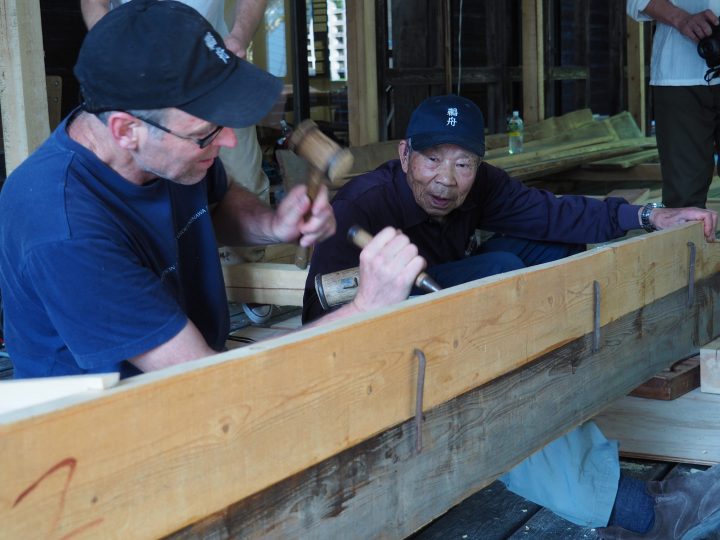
[346,225,442,293]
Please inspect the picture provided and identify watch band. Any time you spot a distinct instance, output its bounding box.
[641,202,665,232]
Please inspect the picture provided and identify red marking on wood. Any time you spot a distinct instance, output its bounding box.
[13,457,103,538]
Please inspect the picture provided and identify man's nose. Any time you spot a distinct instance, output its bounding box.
[215,127,237,149]
[435,159,457,184]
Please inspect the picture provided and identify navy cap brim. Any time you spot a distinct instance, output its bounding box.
[410,132,485,157]
[177,59,283,129]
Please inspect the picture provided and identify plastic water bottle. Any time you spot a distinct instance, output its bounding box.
[508,110,524,154]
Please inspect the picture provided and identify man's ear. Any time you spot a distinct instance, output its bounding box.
[106,112,142,150]
[398,140,410,172]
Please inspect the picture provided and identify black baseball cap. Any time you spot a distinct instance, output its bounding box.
[405,95,486,156]
[74,0,282,128]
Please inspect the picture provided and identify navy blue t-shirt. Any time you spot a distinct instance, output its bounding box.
[302,159,642,322]
[0,111,230,378]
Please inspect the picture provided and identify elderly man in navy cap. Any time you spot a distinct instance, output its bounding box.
[302,94,720,538]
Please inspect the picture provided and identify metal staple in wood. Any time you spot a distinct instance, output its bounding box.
[592,280,601,353]
[687,241,696,308]
[413,348,427,454]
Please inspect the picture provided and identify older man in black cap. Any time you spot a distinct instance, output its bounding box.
[0,0,424,379]
[302,94,720,538]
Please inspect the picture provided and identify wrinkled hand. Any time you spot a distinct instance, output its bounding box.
[678,10,719,42]
[271,184,336,246]
[650,207,718,242]
[351,227,427,313]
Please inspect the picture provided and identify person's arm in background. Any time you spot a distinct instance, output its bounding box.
[628,0,719,42]
[80,0,111,30]
[224,0,267,58]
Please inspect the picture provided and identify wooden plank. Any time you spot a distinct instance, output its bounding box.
[626,19,646,135]
[483,118,618,161]
[347,0,379,146]
[347,140,399,176]
[506,139,657,180]
[1,224,717,539]
[222,262,308,306]
[170,272,720,539]
[545,162,662,182]
[484,109,595,151]
[521,0,544,124]
[0,374,120,415]
[594,388,720,465]
[629,356,700,400]
[412,481,543,540]
[584,148,658,170]
[609,111,644,140]
[485,130,627,170]
[0,0,51,174]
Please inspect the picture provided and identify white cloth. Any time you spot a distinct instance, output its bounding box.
[111,0,229,35]
[627,0,720,85]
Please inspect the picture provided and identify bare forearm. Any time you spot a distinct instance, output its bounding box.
[213,182,279,246]
[641,0,719,41]
[226,0,267,57]
[641,0,691,27]
[129,320,217,372]
[80,0,110,29]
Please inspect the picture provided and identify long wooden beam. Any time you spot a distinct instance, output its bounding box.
[347,0,379,146]
[1,224,717,539]
[626,18,646,134]
[0,0,50,174]
[171,270,720,538]
[521,0,544,124]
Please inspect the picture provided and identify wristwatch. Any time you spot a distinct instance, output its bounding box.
[640,202,665,232]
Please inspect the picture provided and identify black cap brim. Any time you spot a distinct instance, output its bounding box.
[177,59,283,129]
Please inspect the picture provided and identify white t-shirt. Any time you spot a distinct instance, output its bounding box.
[111,0,229,36]
[627,0,720,85]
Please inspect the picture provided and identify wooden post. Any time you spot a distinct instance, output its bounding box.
[626,18,646,134]
[0,0,50,175]
[347,0,379,145]
[443,0,453,93]
[521,0,544,124]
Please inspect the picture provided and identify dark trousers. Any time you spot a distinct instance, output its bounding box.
[654,85,720,208]
[418,235,584,292]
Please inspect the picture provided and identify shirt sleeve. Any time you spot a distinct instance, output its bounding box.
[24,237,188,370]
[478,167,641,243]
[627,0,654,21]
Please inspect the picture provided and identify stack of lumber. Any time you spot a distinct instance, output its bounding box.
[484,109,658,181]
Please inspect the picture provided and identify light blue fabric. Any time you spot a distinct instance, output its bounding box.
[499,421,620,527]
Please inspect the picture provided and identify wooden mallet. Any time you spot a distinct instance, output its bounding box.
[288,120,354,269]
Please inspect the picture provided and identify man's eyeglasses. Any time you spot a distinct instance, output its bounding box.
[132,114,224,149]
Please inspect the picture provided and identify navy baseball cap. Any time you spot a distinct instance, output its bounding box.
[74,0,282,128]
[405,95,486,156]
